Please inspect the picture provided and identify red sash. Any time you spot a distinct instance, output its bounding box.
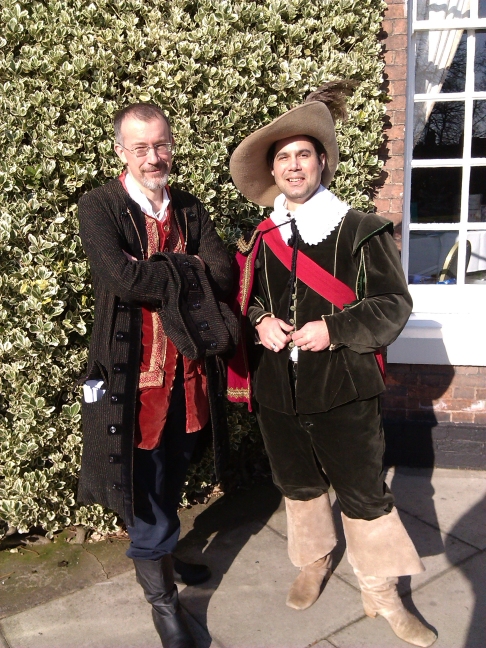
[256,218,385,378]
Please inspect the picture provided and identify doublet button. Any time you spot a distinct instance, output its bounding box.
[288,341,295,349]
[290,305,296,311]
[289,318,295,325]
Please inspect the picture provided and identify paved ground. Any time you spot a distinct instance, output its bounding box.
[0,467,485,648]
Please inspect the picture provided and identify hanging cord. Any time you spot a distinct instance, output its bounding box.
[285,217,299,326]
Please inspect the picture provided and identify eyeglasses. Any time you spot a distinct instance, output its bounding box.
[117,142,174,158]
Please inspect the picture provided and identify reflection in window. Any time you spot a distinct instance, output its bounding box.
[415,32,466,97]
[416,0,470,21]
[409,231,460,283]
[475,31,486,91]
[411,167,462,223]
[414,31,466,148]
[472,101,486,155]
[468,167,486,221]
[413,101,464,158]
[465,230,486,282]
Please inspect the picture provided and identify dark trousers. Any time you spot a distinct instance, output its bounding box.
[126,364,199,560]
[256,396,394,520]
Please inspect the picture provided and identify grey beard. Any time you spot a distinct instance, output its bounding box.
[141,172,169,191]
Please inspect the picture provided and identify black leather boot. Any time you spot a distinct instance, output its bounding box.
[173,556,211,585]
[133,555,196,648]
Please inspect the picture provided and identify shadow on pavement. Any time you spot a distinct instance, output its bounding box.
[175,479,282,646]
[445,494,486,648]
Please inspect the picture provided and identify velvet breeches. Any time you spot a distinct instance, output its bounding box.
[256,396,394,520]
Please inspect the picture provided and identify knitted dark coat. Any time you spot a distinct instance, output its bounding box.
[77,178,233,526]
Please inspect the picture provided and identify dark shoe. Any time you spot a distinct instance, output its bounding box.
[173,556,211,585]
[133,556,196,648]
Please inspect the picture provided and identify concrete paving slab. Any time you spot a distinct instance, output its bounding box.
[0,570,213,648]
[386,468,486,549]
[0,539,110,619]
[179,522,364,648]
[1,570,160,648]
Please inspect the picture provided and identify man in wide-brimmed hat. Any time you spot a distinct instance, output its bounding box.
[228,82,437,648]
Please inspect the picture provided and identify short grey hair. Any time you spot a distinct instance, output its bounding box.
[114,103,171,143]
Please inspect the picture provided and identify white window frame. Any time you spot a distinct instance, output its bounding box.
[389,0,486,365]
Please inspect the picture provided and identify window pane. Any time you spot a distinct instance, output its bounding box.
[417,0,470,21]
[480,0,486,19]
[411,167,462,223]
[415,31,466,94]
[409,231,459,284]
[472,101,486,156]
[475,31,486,90]
[465,230,486,283]
[468,167,486,221]
[414,101,464,158]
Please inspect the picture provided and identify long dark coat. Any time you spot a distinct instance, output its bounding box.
[77,179,233,526]
[247,210,413,414]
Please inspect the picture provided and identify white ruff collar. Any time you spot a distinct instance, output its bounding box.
[270,185,350,246]
[125,171,170,221]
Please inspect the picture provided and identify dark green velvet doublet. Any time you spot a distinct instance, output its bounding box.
[247,209,413,416]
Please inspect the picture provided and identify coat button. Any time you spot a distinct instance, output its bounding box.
[117,303,127,311]
[116,332,125,341]
[111,395,118,403]
[108,425,118,434]
[112,483,122,491]
[197,321,209,331]
[113,364,123,373]
[209,341,217,349]
[109,454,121,464]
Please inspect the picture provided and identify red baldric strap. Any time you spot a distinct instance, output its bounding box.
[257,218,385,378]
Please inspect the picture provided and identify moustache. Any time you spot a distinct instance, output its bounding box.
[142,162,168,173]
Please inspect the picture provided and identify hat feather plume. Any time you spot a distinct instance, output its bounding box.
[305,80,358,123]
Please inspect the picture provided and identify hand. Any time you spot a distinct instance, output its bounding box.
[123,250,138,261]
[256,316,294,352]
[292,320,330,352]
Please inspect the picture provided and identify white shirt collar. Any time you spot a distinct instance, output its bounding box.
[125,171,170,221]
[270,185,350,246]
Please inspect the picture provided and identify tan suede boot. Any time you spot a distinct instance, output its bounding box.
[342,509,437,647]
[285,494,337,610]
[286,554,333,610]
[356,571,437,648]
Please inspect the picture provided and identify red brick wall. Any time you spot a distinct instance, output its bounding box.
[375,0,408,239]
[382,364,486,425]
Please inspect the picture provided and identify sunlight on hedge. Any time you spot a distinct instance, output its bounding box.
[0,0,386,535]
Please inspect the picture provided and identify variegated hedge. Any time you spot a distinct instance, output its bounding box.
[0,0,387,535]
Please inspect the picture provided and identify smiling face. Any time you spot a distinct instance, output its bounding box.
[114,115,173,195]
[270,136,325,211]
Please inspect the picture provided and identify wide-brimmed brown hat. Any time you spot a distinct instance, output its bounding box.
[230,81,356,207]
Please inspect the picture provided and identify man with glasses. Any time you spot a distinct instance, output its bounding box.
[77,103,233,648]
